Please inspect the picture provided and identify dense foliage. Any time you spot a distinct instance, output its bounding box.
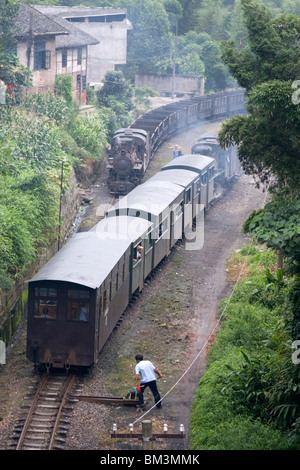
[0,92,109,291]
[219,80,300,191]
[190,246,300,449]
[219,0,300,191]
[0,0,32,103]
[243,199,300,274]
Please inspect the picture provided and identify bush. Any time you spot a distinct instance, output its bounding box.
[189,245,300,449]
[55,74,73,104]
[71,112,108,158]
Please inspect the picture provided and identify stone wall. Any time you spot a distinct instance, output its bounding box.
[0,169,82,342]
[135,74,205,97]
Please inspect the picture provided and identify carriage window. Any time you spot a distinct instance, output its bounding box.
[202,173,207,185]
[67,289,90,322]
[133,242,143,263]
[185,188,191,203]
[144,230,153,253]
[34,288,57,319]
[173,202,183,222]
[155,217,168,241]
[103,289,108,312]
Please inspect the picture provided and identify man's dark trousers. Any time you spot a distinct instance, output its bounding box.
[138,380,162,408]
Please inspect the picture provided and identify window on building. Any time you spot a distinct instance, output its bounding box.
[62,49,67,68]
[34,41,51,70]
[77,47,82,65]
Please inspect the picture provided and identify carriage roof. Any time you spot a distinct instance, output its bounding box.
[161,154,214,173]
[28,232,131,289]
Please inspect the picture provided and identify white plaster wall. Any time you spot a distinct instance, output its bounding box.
[74,19,132,84]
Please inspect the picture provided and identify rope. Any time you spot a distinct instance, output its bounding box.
[130,179,270,428]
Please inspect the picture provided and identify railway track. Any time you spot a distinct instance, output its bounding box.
[11,372,78,450]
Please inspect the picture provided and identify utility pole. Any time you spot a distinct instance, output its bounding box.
[141,420,153,450]
[27,10,33,70]
[111,420,186,450]
[172,22,178,100]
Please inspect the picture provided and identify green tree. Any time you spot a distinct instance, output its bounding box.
[175,31,235,92]
[0,0,31,103]
[243,198,300,273]
[219,0,300,191]
[97,70,133,109]
[221,0,300,91]
[218,80,300,191]
[163,0,183,26]
[0,0,20,50]
[121,0,172,77]
[96,70,134,139]
[177,0,199,34]
[218,0,300,347]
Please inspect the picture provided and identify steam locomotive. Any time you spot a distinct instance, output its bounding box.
[106,89,245,195]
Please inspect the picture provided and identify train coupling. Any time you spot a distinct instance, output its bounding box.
[46,353,70,371]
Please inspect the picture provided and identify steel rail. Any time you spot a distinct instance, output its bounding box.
[15,372,49,450]
[48,373,77,450]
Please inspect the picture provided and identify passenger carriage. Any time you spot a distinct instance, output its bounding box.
[26,218,152,369]
[106,180,185,268]
[143,169,200,227]
[161,154,215,209]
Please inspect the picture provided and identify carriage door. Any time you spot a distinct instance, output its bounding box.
[132,240,144,293]
[200,172,208,209]
[143,229,154,279]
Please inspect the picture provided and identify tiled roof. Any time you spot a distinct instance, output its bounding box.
[50,15,99,48]
[15,4,68,38]
[34,6,127,18]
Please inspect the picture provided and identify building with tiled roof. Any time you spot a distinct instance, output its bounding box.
[15,3,68,39]
[48,14,99,103]
[14,4,101,103]
[15,3,69,94]
[35,5,132,86]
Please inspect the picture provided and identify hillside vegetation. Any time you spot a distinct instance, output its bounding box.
[190,245,300,449]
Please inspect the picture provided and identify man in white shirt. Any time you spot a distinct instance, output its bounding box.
[135,354,163,409]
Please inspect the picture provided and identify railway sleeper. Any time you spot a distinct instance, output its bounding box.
[29,421,54,427]
[36,404,60,409]
[31,416,56,422]
[22,444,47,450]
[58,425,69,432]
[27,428,52,433]
[59,419,71,426]
[23,434,48,441]
[34,410,58,417]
